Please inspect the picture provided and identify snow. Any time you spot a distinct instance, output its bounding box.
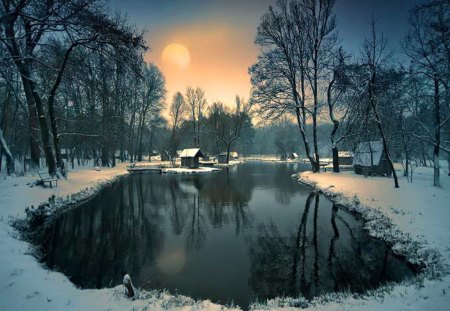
[0,163,235,311]
[1,161,449,311]
[277,166,450,311]
[162,167,220,174]
[179,148,203,158]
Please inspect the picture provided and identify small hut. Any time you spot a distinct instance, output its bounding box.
[217,152,228,164]
[338,151,353,165]
[289,152,298,160]
[353,141,392,176]
[230,152,239,160]
[218,151,238,164]
[180,148,204,168]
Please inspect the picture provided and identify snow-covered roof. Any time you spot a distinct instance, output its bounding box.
[353,141,384,166]
[291,152,298,158]
[338,151,353,158]
[180,148,203,158]
[230,152,238,157]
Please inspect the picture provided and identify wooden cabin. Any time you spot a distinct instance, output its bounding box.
[217,152,228,164]
[180,148,204,168]
[338,151,353,165]
[353,141,392,176]
[218,151,238,164]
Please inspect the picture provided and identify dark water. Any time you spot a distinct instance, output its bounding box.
[35,162,416,308]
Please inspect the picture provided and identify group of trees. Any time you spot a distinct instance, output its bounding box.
[0,0,254,176]
[0,0,168,176]
[250,0,450,187]
[166,88,254,163]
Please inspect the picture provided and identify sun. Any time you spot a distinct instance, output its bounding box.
[161,43,190,69]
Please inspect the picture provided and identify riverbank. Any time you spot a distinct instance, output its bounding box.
[0,163,235,311]
[289,166,450,311]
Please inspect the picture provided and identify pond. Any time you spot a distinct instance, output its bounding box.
[34,162,416,309]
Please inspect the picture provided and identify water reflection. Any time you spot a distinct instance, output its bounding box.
[34,162,416,309]
[248,192,415,301]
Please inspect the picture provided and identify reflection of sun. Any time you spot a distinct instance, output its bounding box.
[161,43,190,69]
[156,248,186,275]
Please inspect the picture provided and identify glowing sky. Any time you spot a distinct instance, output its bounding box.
[109,0,421,107]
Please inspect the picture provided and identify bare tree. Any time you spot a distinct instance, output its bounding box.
[250,0,337,172]
[212,96,251,163]
[186,86,207,147]
[168,91,187,158]
[362,19,399,188]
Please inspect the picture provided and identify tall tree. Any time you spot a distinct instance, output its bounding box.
[250,0,337,172]
[168,92,187,158]
[186,86,207,147]
[362,19,399,188]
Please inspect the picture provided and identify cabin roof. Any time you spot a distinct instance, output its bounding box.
[291,152,298,158]
[338,151,353,158]
[230,152,238,157]
[353,141,384,166]
[180,148,203,158]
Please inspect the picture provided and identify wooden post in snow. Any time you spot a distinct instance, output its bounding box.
[123,274,135,298]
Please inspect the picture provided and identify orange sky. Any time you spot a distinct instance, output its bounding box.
[143,22,258,107]
[109,0,417,112]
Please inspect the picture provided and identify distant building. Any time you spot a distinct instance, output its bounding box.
[289,152,298,160]
[338,151,353,165]
[217,152,228,164]
[217,151,238,164]
[180,148,204,168]
[353,141,392,176]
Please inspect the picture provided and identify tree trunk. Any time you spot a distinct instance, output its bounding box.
[369,72,399,188]
[433,77,440,187]
[331,146,339,173]
[0,128,14,175]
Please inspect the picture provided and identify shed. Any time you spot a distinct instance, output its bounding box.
[217,152,228,164]
[353,141,392,176]
[338,151,353,165]
[289,152,298,160]
[180,148,204,168]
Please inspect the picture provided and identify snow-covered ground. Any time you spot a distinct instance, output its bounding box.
[1,162,449,311]
[0,163,235,311]
[283,166,450,311]
[162,167,221,174]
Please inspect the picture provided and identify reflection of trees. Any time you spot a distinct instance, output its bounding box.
[186,195,207,250]
[39,175,165,289]
[197,166,254,234]
[248,191,416,301]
